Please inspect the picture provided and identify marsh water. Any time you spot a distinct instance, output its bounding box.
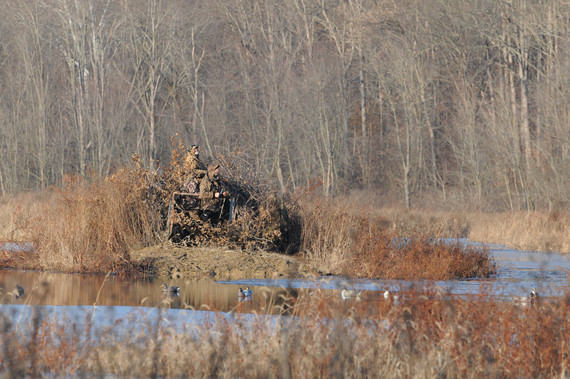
[1,239,569,315]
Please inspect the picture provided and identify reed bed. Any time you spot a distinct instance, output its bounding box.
[0,155,565,277]
[0,191,51,242]
[1,287,568,378]
[0,143,300,274]
[335,194,570,254]
[353,234,495,280]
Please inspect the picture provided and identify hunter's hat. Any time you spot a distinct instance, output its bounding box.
[208,163,220,175]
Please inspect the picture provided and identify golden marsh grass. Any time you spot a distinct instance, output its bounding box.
[1,286,568,377]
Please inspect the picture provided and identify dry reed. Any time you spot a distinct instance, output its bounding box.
[16,159,166,273]
[297,195,495,279]
[1,286,568,377]
[0,142,566,277]
[1,141,298,274]
[0,191,52,242]
[468,210,570,253]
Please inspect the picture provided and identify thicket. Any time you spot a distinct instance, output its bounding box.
[297,194,495,279]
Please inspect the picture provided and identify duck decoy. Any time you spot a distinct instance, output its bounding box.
[529,287,539,305]
[341,286,362,300]
[512,288,539,307]
[384,289,400,304]
[11,285,24,299]
[512,295,529,307]
[244,287,253,297]
[529,288,538,299]
[160,283,180,294]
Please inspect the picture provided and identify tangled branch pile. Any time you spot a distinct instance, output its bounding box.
[135,140,300,253]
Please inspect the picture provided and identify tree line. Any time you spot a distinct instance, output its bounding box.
[0,0,568,211]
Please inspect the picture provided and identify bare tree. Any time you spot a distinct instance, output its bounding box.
[125,0,174,169]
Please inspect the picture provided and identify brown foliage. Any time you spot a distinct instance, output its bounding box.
[17,158,166,273]
[468,210,570,253]
[167,140,301,253]
[297,194,495,279]
[354,231,495,280]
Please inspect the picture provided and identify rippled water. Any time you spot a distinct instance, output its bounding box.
[1,240,568,313]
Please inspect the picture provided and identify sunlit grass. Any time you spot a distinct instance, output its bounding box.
[0,191,50,242]
[18,166,164,274]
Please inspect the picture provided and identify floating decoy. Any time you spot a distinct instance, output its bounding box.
[12,285,24,299]
[244,287,253,297]
[511,289,539,307]
[384,289,400,304]
[529,287,539,305]
[530,288,538,299]
[512,295,529,307]
[341,286,362,300]
[160,283,180,294]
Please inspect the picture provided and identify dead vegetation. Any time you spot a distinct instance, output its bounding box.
[468,210,570,253]
[297,194,496,279]
[157,140,302,253]
[1,286,568,377]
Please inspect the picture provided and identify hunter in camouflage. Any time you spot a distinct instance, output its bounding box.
[199,164,230,222]
[183,144,207,193]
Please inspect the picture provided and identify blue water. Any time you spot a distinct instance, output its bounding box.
[1,304,282,336]
[0,239,567,350]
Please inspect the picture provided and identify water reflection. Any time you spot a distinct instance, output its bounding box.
[0,270,297,314]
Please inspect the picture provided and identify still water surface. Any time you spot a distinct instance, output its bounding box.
[1,240,568,314]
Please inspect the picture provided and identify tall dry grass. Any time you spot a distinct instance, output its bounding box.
[0,141,299,273]
[348,197,569,253]
[468,210,570,253]
[354,234,495,280]
[1,287,568,377]
[295,194,379,274]
[0,150,566,276]
[297,194,495,279]
[0,191,51,242]
[17,159,167,273]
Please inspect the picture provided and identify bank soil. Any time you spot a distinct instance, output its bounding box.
[130,245,320,281]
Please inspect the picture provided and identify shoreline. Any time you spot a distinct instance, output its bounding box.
[128,244,321,281]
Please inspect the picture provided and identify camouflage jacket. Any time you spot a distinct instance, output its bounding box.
[199,174,222,211]
[186,155,207,179]
[182,155,207,192]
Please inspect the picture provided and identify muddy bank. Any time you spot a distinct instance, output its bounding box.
[129,244,321,281]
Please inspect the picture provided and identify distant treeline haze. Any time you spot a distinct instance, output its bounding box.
[0,0,568,211]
